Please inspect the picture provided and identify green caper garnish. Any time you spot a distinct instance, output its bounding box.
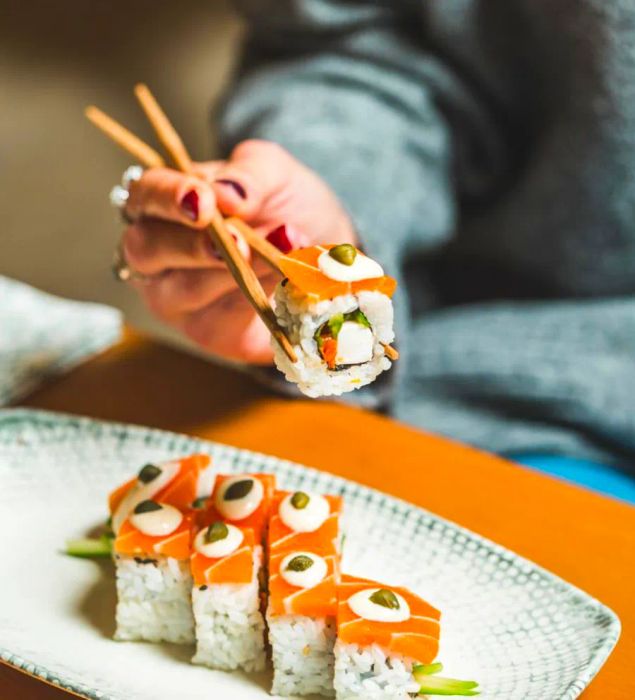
[224,479,254,501]
[191,497,208,510]
[204,521,229,544]
[369,588,400,609]
[286,555,314,572]
[138,463,161,483]
[290,491,310,509]
[328,243,357,266]
[133,499,162,515]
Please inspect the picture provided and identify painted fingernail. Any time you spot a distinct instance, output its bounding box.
[215,179,247,200]
[266,224,294,254]
[180,189,199,221]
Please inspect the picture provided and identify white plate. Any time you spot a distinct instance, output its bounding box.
[0,409,620,700]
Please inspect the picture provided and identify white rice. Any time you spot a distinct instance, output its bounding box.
[191,547,266,672]
[272,285,394,398]
[269,614,336,697]
[333,642,419,699]
[114,554,195,644]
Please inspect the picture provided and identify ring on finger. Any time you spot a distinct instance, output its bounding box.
[112,241,151,284]
[109,165,144,223]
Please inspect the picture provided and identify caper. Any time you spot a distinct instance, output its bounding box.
[224,479,254,501]
[286,554,314,572]
[138,463,161,483]
[328,243,357,266]
[290,491,310,510]
[191,497,208,510]
[204,521,229,544]
[133,499,162,515]
[369,588,400,609]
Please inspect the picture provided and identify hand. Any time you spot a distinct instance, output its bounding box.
[122,139,356,364]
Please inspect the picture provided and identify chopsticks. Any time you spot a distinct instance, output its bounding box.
[87,90,296,363]
[86,84,398,363]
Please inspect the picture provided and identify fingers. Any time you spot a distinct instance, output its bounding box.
[125,168,216,229]
[123,220,224,275]
[136,268,240,320]
[211,140,293,220]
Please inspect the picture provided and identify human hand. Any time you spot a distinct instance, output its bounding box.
[121,139,356,364]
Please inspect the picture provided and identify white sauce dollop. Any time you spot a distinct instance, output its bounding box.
[347,588,411,623]
[335,322,374,366]
[215,476,264,521]
[112,460,180,534]
[318,249,384,282]
[194,523,244,558]
[280,551,328,589]
[279,492,330,532]
[130,503,183,537]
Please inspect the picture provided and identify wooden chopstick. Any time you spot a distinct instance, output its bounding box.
[128,84,296,363]
[85,91,398,363]
[85,106,166,169]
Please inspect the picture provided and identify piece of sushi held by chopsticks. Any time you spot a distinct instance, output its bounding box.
[191,474,276,672]
[267,490,343,697]
[334,575,479,698]
[273,244,397,398]
[113,500,195,643]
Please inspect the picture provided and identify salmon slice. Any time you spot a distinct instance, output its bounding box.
[190,527,257,586]
[199,473,275,541]
[114,513,192,560]
[278,246,397,301]
[268,551,339,618]
[268,492,342,555]
[108,454,211,514]
[337,574,441,664]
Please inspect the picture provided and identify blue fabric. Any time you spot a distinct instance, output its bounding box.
[512,454,635,505]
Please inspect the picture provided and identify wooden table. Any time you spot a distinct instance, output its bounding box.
[2,329,634,699]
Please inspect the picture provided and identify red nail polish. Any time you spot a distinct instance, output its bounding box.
[180,189,199,221]
[266,224,294,254]
[216,179,247,200]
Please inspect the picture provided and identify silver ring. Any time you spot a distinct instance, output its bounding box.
[112,242,150,284]
[109,165,144,220]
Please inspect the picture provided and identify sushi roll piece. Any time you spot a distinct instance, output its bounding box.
[334,575,479,699]
[113,499,195,644]
[190,472,275,672]
[109,453,214,535]
[267,490,342,697]
[273,244,397,397]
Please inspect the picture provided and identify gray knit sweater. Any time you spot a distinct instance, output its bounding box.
[219,0,635,469]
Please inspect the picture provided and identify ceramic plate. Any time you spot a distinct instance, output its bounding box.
[0,409,620,700]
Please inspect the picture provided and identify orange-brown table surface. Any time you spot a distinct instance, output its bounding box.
[2,329,633,700]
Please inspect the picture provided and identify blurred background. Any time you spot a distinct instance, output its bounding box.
[0,0,241,347]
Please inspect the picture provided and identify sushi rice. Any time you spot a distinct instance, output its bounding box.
[273,287,394,398]
[114,554,195,644]
[269,615,337,697]
[191,548,266,672]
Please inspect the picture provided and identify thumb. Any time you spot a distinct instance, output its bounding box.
[212,139,292,221]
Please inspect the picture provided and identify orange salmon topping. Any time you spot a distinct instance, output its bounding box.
[191,527,257,586]
[337,574,441,664]
[199,473,275,540]
[114,513,192,560]
[279,246,397,301]
[108,454,212,514]
[268,551,339,618]
[268,492,342,556]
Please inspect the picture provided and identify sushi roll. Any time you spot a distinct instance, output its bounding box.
[191,474,275,672]
[273,244,397,397]
[267,490,343,697]
[109,454,213,535]
[334,575,479,699]
[113,500,195,644]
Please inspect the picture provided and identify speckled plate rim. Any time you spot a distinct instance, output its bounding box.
[0,408,622,700]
